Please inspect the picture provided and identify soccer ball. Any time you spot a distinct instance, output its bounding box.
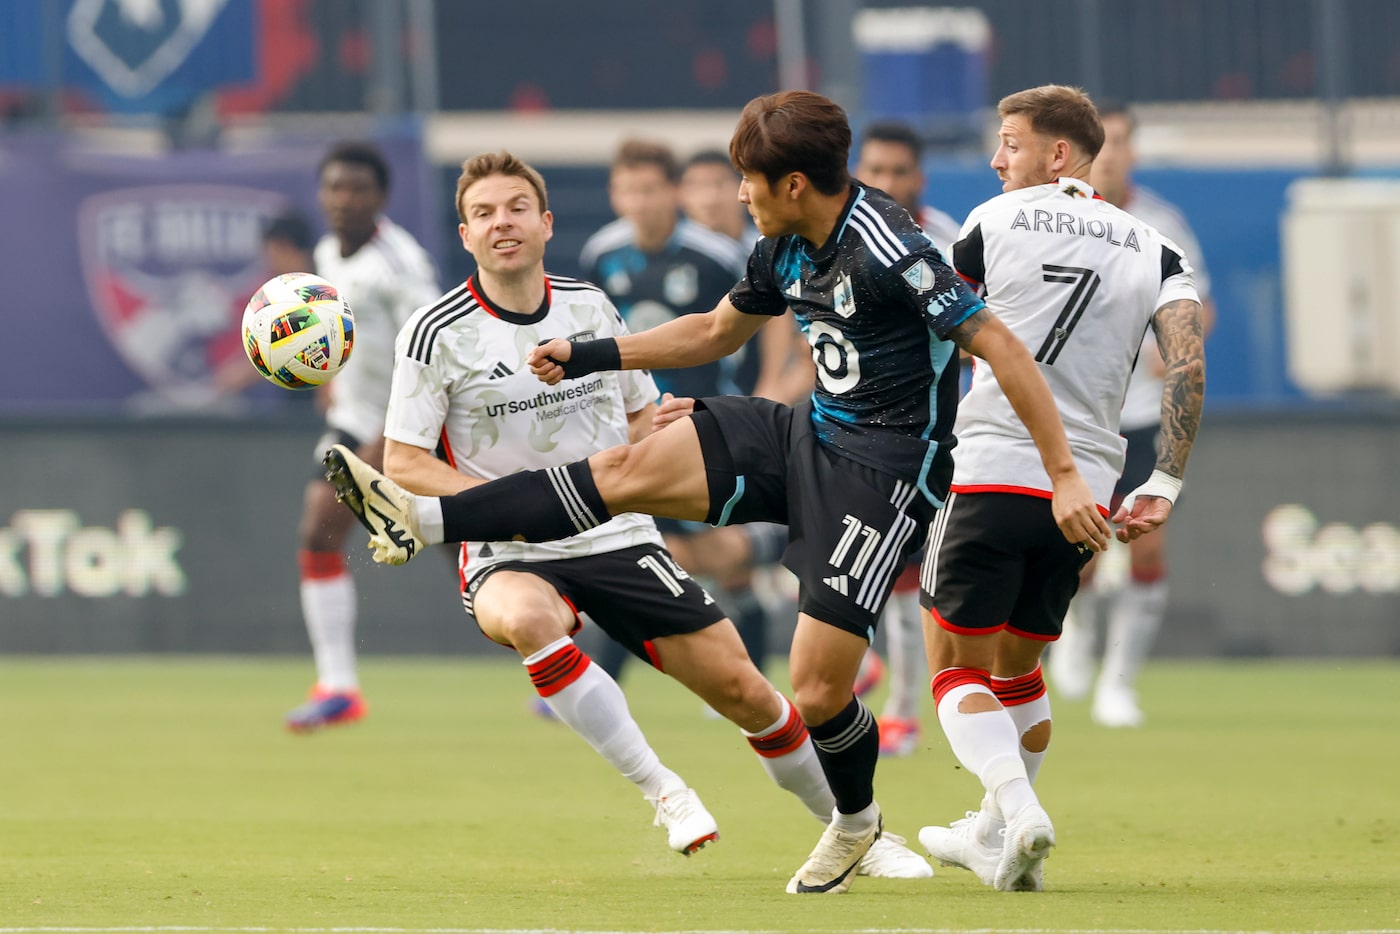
[241,272,355,390]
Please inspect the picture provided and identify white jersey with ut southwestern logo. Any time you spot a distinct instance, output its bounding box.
[383,273,664,571]
[316,217,440,441]
[950,177,1199,507]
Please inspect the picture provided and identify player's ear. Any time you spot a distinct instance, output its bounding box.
[542,210,555,242]
[786,172,807,199]
[458,223,475,256]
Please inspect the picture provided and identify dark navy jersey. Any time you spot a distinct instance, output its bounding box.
[581,217,754,400]
[728,185,984,504]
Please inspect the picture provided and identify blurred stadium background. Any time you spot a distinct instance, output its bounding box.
[2,0,1399,659]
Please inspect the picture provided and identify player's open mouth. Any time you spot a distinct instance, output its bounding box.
[494,239,521,249]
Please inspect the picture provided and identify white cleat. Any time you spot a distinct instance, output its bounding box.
[786,809,881,894]
[322,444,424,565]
[857,831,934,878]
[994,804,1054,892]
[1092,684,1145,728]
[647,788,719,855]
[919,810,1000,887]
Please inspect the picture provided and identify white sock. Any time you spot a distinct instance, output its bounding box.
[525,638,684,799]
[301,573,358,691]
[936,680,1036,818]
[1000,691,1051,784]
[880,590,926,721]
[415,496,445,545]
[743,694,835,822]
[831,800,880,834]
[1100,578,1168,691]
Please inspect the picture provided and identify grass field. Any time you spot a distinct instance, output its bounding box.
[0,656,1396,933]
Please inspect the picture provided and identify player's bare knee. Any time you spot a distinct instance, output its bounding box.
[586,444,638,501]
[1021,718,1051,753]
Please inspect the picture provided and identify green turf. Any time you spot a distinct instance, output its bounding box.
[0,657,1396,932]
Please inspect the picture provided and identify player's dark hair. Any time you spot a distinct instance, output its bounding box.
[319,141,391,193]
[262,211,314,252]
[613,139,681,184]
[730,91,851,196]
[1094,97,1138,133]
[683,148,736,175]
[455,150,550,222]
[861,121,923,162]
[997,85,1105,160]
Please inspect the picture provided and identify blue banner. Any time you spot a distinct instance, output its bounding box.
[0,0,255,112]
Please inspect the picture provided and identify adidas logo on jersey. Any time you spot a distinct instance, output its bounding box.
[785,280,802,299]
[488,362,514,380]
[822,574,849,595]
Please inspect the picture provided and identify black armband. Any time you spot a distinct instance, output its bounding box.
[548,337,621,379]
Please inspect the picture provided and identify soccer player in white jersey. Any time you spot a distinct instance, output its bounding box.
[1051,101,1217,728]
[284,142,440,732]
[372,150,931,872]
[916,85,1205,891]
[851,120,968,758]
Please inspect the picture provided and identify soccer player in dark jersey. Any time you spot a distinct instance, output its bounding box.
[323,91,1108,895]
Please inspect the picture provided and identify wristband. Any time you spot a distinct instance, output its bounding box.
[1121,469,1183,511]
[542,338,621,380]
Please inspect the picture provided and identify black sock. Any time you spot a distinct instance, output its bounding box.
[439,460,612,543]
[806,697,878,815]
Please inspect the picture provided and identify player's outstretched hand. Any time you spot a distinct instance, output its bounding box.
[1111,495,1172,543]
[653,393,696,431]
[1051,474,1111,553]
[527,339,571,385]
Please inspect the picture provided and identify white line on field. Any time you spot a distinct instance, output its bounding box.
[3,927,1399,934]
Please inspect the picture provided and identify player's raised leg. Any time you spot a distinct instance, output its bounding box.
[324,414,714,563]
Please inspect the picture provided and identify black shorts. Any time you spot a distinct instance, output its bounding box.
[919,491,1092,641]
[692,396,934,640]
[311,428,363,479]
[1112,425,1159,506]
[463,544,727,667]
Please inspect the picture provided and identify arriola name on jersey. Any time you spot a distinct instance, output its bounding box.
[1009,209,1142,252]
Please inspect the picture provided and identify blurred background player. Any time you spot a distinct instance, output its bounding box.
[849,120,969,757]
[284,141,441,732]
[577,139,797,687]
[679,149,760,248]
[1050,100,1216,728]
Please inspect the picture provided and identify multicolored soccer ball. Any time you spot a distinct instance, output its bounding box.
[241,273,354,390]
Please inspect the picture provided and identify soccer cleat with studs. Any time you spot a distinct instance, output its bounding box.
[786,808,882,894]
[647,788,719,855]
[323,444,424,565]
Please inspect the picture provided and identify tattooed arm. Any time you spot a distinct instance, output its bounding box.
[1151,298,1206,479]
[950,308,1111,552]
[1111,297,1206,542]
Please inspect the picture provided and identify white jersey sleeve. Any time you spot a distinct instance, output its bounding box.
[949,178,1199,507]
[316,217,440,441]
[384,274,663,571]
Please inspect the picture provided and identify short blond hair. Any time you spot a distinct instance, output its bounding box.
[997,85,1104,159]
